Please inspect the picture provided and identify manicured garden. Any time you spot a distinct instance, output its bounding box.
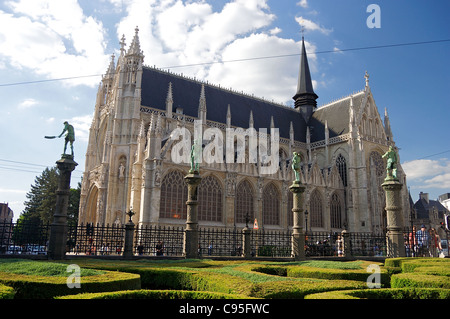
[0,257,448,299]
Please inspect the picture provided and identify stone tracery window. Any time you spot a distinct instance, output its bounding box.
[198,175,223,222]
[263,183,280,225]
[235,180,254,224]
[336,154,348,187]
[159,170,187,219]
[310,190,323,228]
[330,193,343,229]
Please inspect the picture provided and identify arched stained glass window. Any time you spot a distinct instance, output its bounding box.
[330,193,343,229]
[235,180,254,224]
[336,154,348,187]
[159,170,187,219]
[198,175,223,222]
[310,190,323,228]
[263,183,280,226]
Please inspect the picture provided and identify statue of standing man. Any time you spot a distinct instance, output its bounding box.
[189,140,200,173]
[292,152,301,182]
[382,146,398,180]
[59,121,75,157]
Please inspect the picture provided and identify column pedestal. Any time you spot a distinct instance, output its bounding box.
[48,155,78,260]
[289,181,306,261]
[183,172,202,259]
[382,177,406,258]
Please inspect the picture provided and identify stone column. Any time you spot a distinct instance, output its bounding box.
[48,155,78,260]
[183,171,202,259]
[242,226,252,259]
[289,180,306,260]
[382,177,406,258]
[123,210,135,259]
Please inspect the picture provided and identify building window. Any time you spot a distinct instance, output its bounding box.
[336,154,348,187]
[235,180,254,224]
[310,190,323,228]
[159,170,187,219]
[330,193,343,229]
[198,175,223,222]
[263,183,280,226]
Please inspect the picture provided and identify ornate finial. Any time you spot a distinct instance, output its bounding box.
[120,34,126,56]
[126,208,135,223]
[364,71,370,87]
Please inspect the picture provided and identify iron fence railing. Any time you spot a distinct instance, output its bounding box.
[0,219,50,255]
[4,218,446,259]
[134,225,184,256]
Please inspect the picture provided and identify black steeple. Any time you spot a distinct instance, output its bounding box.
[293,37,318,123]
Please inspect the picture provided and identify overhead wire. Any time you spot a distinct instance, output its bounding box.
[0,38,449,87]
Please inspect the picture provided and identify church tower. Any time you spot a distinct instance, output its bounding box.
[293,37,318,123]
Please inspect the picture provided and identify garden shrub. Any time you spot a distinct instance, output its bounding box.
[58,289,248,299]
[0,270,141,299]
[305,288,450,299]
[0,283,15,299]
[286,266,390,287]
[391,273,450,289]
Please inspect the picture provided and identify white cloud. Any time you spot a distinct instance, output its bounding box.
[0,0,109,86]
[114,0,321,104]
[402,158,450,189]
[18,98,39,109]
[69,114,93,142]
[295,16,332,35]
[297,0,308,8]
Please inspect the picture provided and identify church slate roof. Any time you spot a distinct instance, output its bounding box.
[310,91,364,142]
[141,67,308,142]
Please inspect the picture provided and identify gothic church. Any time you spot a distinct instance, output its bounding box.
[79,28,411,234]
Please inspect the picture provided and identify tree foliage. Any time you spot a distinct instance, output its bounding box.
[21,167,80,225]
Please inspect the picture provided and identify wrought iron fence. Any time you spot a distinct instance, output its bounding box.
[0,219,50,255]
[347,232,386,257]
[251,229,292,257]
[6,218,443,259]
[134,225,184,257]
[67,223,125,255]
[199,227,242,257]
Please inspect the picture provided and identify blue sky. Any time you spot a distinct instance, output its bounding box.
[0,0,449,221]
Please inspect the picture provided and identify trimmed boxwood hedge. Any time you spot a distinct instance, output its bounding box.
[57,289,249,299]
[0,270,141,299]
[0,283,15,299]
[391,273,450,289]
[305,288,450,299]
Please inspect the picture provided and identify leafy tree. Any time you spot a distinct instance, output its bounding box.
[21,167,81,225]
[22,167,59,224]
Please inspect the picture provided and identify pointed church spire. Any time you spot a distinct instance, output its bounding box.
[293,37,318,123]
[198,83,207,122]
[166,82,173,118]
[127,26,142,56]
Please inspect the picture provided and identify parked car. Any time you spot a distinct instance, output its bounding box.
[7,245,22,254]
[441,239,448,257]
[26,245,47,255]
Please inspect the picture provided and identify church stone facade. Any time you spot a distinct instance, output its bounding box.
[79,28,411,234]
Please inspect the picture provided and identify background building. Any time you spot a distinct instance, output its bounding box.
[79,28,411,234]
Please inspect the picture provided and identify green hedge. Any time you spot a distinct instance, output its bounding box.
[0,270,141,299]
[58,289,248,299]
[250,279,366,299]
[391,273,450,289]
[305,288,450,299]
[285,266,390,287]
[0,283,15,299]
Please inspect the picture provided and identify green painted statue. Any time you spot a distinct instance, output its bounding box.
[292,152,301,182]
[189,140,200,173]
[382,146,398,180]
[59,121,75,156]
